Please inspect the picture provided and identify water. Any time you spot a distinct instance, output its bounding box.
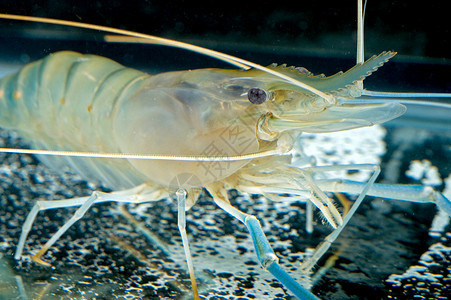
[0,2,450,299]
[0,110,449,299]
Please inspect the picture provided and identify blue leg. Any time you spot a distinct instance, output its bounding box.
[208,186,318,300]
[246,216,319,300]
[316,180,451,216]
[298,179,451,272]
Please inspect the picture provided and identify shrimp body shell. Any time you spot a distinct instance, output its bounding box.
[0,51,147,188]
[0,51,258,189]
[0,50,403,190]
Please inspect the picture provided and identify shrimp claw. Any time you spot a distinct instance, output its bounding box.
[315,180,451,216]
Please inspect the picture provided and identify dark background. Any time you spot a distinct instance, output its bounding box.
[0,0,449,95]
[0,0,449,59]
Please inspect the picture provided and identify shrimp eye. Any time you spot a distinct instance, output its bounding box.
[248,88,267,104]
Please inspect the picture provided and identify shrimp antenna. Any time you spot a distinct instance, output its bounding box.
[0,13,335,104]
[354,1,451,101]
[356,0,366,65]
[355,0,366,92]
[0,148,287,162]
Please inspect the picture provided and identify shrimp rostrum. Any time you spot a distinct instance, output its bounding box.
[0,14,450,300]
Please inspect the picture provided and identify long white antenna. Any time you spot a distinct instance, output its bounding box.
[357,0,365,65]
[0,148,285,162]
[356,0,365,92]
[0,14,335,104]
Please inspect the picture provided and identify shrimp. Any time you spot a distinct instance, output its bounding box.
[0,1,450,299]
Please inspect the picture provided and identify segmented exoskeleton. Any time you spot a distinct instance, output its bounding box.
[0,3,450,299]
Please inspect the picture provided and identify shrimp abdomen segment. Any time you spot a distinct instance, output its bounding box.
[0,52,150,188]
[0,52,146,146]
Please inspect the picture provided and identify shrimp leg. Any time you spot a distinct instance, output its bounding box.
[297,165,450,273]
[176,189,200,300]
[208,185,319,300]
[317,180,451,214]
[15,184,165,265]
[293,164,381,273]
